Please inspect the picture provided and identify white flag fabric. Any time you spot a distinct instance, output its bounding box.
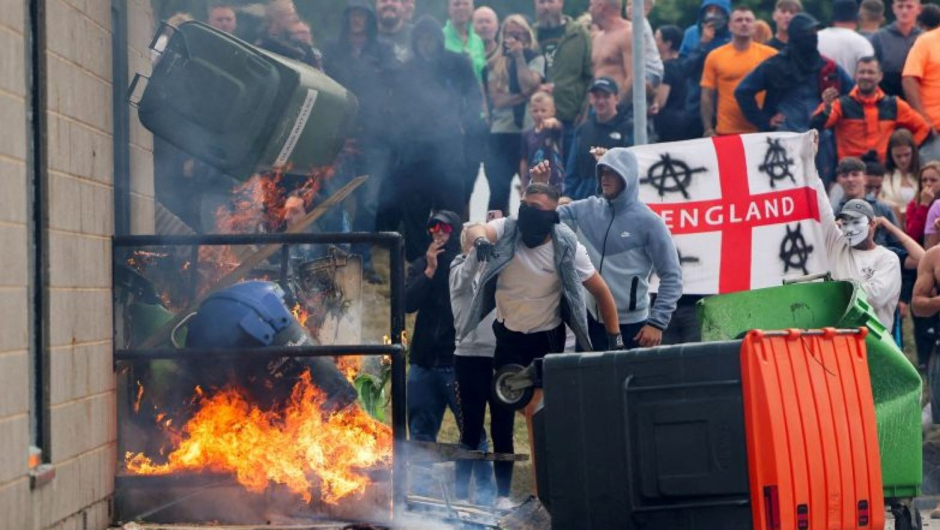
[640,132,829,295]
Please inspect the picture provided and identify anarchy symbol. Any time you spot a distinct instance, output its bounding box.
[642,153,707,199]
[779,223,814,275]
[759,138,796,188]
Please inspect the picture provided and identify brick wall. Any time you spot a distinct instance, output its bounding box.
[0,0,154,527]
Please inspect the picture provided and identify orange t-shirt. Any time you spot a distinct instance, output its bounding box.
[902,28,940,129]
[701,42,778,135]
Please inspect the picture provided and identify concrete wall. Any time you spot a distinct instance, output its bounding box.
[0,0,154,527]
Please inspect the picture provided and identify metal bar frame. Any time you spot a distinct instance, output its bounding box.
[111,232,407,525]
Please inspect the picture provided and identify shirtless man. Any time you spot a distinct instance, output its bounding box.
[590,0,634,103]
[913,245,940,318]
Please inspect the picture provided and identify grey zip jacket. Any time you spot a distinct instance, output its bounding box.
[456,218,592,350]
[449,251,496,357]
[558,148,683,329]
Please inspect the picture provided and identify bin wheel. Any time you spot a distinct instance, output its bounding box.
[891,501,923,530]
[493,364,534,410]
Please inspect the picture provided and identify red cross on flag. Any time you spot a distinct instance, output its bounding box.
[641,132,829,295]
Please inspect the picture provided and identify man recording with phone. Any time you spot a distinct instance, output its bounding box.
[678,0,732,138]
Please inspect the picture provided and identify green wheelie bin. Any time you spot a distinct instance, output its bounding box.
[698,278,923,522]
[136,21,358,180]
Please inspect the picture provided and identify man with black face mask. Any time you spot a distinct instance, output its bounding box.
[459,183,621,359]
[534,147,683,351]
[736,12,854,182]
[459,183,620,504]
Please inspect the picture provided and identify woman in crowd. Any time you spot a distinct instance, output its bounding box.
[882,129,922,222]
[483,15,545,216]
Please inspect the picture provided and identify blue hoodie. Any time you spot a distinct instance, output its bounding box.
[679,0,732,121]
[558,149,683,329]
[679,0,732,57]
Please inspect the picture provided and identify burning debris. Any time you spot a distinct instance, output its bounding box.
[125,370,392,505]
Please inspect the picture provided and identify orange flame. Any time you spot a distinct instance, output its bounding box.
[291,303,310,327]
[336,357,362,382]
[124,371,392,504]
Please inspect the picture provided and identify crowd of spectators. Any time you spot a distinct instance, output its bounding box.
[156,0,940,507]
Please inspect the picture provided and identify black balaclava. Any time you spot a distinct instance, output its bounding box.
[787,13,822,74]
[517,203,560,248]
[411,15,444,62]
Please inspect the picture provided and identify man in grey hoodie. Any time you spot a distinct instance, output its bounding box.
[533,147,683,349]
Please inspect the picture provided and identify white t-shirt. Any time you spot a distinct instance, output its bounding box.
[815,181,902,331]
[490,218,596,333]
[817,27,875,77]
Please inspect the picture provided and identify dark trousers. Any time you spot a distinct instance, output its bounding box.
[454,355,504,500]
[578,314,647,352]
[913,315,938,369]
[485,132,522,216]
[351,142,395,271]
[407,365,493,498]
[662,302,702,345]
[491,320,566,495]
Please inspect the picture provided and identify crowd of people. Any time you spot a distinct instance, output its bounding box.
[156,0,940,507]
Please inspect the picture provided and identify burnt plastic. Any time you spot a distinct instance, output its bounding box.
[537,342,752,530]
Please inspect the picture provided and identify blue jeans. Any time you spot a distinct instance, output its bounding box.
[407,365,495,502]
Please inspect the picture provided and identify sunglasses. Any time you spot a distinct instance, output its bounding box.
[428,222,453,234]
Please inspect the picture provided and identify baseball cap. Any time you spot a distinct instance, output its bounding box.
[838,199,875,221]
[589,77,619,95]
[832,0,859,22]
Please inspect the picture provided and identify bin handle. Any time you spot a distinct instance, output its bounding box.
[149,20,191,60]
[782,272,832,285]
[127,73,149,108]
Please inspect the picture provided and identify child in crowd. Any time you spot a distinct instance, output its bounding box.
[519,91,565,195]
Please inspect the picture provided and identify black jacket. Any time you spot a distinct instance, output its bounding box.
[322,0,388,141]
[565,109,633,200]
[391,16,483,142]
[404,210,462,367]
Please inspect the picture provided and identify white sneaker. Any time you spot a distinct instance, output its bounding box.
[494,496,515,510]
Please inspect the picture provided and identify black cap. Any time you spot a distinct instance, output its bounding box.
[589,77,619,95]
[789,12,821,36]
[832,0,858,22]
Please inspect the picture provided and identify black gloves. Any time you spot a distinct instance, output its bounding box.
[474,237,497,262]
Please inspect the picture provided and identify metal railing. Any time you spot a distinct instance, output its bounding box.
[111,232,407,525]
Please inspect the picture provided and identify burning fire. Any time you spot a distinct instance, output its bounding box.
[125,370,392,504]
[336,357,362,382]
[291,303,309,327]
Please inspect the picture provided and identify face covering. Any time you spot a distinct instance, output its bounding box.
[517,203,559,248]
[840,216,870,247]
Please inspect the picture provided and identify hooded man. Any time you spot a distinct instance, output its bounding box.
[404,211,491,497]
[678,0,732,138]
[536,148,682,349]
[384,16,482,261]
[323,0,392,282]
[736,12,853,182]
